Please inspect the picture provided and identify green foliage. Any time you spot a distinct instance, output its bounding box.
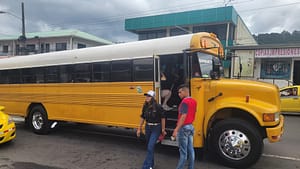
[253,30,300,44]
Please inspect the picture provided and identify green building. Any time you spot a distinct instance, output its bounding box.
[125,6,257,77]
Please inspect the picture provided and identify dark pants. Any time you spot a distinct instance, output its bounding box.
[142,124,161,169]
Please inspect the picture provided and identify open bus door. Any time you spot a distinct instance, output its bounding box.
[153,55,161,103]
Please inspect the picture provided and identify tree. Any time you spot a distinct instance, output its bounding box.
[253,30,300,44]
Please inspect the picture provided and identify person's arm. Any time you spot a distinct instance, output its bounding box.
[172,101,188,138]
[172,113,186,138]
[136,118,145,137]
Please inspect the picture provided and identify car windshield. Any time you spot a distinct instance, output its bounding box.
[280,87,298,97]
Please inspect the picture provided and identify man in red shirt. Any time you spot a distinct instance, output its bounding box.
[172,84,197,169]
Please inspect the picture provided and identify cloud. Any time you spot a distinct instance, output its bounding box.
[238,0,300,34]
[1,0,300,42]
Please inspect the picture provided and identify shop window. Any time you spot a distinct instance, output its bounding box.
[260,60,291,79]
[2,45,8,53]
[56,43,67,51]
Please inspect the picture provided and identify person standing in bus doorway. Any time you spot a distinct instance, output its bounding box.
[136,90,167,169]
[160,72,173,110]
[172,84,197,169]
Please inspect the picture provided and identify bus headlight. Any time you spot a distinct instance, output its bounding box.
[263,112,280,122]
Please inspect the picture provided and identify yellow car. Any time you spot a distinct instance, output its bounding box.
[0,106,16,144]
[280,85,300,112]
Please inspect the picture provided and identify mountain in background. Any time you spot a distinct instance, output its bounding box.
[253,30,300,45]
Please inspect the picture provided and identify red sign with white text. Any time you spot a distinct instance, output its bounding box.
[255,48,300,58]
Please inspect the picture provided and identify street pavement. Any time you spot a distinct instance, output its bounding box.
[0,115,299,169]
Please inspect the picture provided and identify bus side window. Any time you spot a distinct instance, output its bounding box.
[45,66,59,83]
[192,55,201,77]
[59,65,73,83]
[8,69,21,84]
[73,63,92,83]
[22,68,36,84]
[133,58,153,81]
[35,67,45,83]
[111,60,132,82]
[0,70,9,84]
[92,62,111,82]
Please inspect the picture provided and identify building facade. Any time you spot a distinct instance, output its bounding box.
[125,6,257,77]
[0,29,113,57]
[229,45,300,88]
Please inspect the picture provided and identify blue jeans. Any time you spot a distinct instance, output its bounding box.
[142,124,161,169]
[176,124,195,169]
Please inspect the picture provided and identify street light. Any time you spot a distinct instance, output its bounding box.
[0,2,26,55]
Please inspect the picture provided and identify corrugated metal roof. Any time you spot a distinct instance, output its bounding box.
[125,6,238,32]
[0,29,113,44]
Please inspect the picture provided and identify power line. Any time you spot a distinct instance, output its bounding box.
[46,1,300,33]
[238,1,300,13]
[46,0,224,28]
[2,1,300,37]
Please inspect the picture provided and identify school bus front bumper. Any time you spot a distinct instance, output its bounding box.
[266,115,284,143]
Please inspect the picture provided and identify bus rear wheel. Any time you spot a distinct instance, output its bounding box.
[28,105,50,135]
[210,118,263,168]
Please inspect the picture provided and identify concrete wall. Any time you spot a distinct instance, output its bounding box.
[0,36,103,56]
[235,16,257,46]
[231,49,298,88]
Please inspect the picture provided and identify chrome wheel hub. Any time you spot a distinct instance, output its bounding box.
[218,129,251,160]
[32,112,44,130]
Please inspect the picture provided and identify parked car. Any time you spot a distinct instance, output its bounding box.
[280,85,300,112]
[0,106,16,144]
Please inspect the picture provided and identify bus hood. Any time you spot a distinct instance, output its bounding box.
[212,78,281,112]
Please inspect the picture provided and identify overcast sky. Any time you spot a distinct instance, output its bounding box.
[1,0,300,42]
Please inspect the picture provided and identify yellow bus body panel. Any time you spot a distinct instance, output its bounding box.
[190,78,282,148]
[0,82,153,129]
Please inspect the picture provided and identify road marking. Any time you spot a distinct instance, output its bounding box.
[263,153,300,162]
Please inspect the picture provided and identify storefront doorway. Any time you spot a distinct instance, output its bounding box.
[293,61,300,85]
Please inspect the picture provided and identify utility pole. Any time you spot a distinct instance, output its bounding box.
[0,2,26,55]
[18,2,26,55]
[20,2,26,55]
[21,2,25,39]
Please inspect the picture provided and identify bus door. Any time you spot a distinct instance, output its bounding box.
[153,55,161,103]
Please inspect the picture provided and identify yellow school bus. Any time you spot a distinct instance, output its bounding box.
[0,32,283,168]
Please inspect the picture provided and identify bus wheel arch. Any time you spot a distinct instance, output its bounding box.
[27,103,50,135]
[207,108,265,168]
[207,108,266,139]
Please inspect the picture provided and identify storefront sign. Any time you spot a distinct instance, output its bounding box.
[255,48,300,58]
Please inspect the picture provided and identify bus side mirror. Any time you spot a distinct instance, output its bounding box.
[211,57,222,79]
[210,70,219,79]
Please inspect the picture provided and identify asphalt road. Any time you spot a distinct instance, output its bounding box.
[0,115,299,169]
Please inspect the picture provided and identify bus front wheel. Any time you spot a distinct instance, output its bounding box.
[28,105,50,135]
[210,118,263,168]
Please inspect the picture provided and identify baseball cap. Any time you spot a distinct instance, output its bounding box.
[144,90,155,97]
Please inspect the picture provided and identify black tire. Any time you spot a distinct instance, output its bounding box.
[210,118,263,169]
[28,105,50,135]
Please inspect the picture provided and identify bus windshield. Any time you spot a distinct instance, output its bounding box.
[197,52,214,78]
